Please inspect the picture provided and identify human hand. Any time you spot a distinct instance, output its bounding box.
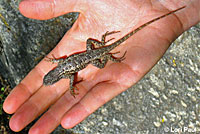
[3,0,200,133]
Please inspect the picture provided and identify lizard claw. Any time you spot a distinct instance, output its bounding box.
[44,57,54,63]
[70,87,79,98]
[102,31,120,44]
[44,54,59,64]
[110,51,120,55]
[104,31,120,36]
[118,50,127,61]
[117,50,127,61]
[105,38,115,44]
[110,50,127,62]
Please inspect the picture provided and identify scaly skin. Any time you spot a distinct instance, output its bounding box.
[43,6,185,97]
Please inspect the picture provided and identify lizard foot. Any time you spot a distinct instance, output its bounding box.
[110,50,127,62]
[44,54,57,64]
[70,87,79,98]
[102,31,120,44]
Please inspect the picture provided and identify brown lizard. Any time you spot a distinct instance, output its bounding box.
[43,6,185,97]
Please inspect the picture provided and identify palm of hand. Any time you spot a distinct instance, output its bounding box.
[3,0,195,133]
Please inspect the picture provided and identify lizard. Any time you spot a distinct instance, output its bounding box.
[43,6,185,97]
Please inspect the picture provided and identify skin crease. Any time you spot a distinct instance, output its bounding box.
[2,0,200,133]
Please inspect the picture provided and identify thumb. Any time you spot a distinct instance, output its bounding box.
[19,0,80,20]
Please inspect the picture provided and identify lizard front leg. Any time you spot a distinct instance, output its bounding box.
[45,54,65,64]
[68,73,79,97]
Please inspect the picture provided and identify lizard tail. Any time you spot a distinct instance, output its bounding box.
[108,6,186,51]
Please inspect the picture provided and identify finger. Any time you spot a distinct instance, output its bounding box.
[27,66,103,134]
[9,80,69,132]
[28,84,86,134]
[5,34,82,131]
[61,63,137,129]
[3,19,87,117]
[8,55,97,132]
[2,57,58,114]
[19,0,81,20]
[3,22,85,114]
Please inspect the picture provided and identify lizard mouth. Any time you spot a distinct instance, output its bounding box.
[43,75,52,86]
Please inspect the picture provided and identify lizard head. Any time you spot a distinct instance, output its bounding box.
[43,69,62,86]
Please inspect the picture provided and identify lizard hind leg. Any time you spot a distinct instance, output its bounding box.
[101,31,120,44]
[86,31,120,51]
